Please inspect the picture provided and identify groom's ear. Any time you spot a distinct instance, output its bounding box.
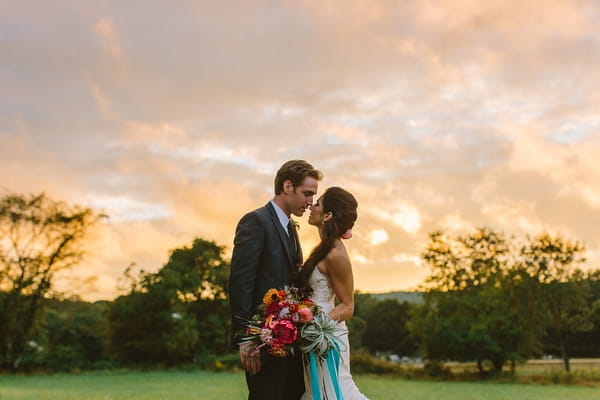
[283,179,294,194]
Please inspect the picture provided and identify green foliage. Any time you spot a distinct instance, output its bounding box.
[522,233,591,371]
[346,315,367,351]
[108,238,230,366]
[41,300,109,371]
[414,228,545,373]
[0,192,103,371]
[413,228,597,374]
[361,298,418,356]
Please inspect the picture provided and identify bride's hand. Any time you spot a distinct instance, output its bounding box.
[239,342,261,375]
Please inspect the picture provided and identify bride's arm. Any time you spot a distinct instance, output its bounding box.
[324,246,355,322]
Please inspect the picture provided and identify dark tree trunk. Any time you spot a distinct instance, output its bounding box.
[558,331,570,372]
[492,357,504,373]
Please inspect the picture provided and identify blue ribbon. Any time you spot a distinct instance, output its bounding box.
[308,344,344,400]
[308,352,321,400]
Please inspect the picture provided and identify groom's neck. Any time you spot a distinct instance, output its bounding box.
[272,196,291,218]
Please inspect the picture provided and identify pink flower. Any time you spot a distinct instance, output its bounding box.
[260,328,273,345]
[298,307,313,323]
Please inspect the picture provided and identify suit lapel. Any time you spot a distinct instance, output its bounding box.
[265,202,295,266]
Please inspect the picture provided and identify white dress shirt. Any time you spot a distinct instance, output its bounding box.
[270,200,291,236]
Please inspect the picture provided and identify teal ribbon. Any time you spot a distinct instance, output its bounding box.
[307,343,344,400]
[308,351,321,400]
[301,312,347,399]
[327,342,344,400]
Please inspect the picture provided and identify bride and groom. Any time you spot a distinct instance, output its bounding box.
[228,160,368,400]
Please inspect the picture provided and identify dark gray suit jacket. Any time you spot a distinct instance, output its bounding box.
[228,202,302,343]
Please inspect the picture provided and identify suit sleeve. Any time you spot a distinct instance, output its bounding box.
[228,212,264,336]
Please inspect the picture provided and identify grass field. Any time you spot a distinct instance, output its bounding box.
[1,370,599,400]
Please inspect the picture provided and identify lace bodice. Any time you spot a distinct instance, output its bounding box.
[309,266,336,314]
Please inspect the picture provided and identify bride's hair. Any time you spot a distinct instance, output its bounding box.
[299,186,358,293]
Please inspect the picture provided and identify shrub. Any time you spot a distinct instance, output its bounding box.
[350,349,407,375]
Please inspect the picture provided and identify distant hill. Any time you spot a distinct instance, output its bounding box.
[369,291,424,304]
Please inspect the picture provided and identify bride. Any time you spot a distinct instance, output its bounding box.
[299,186,368,400]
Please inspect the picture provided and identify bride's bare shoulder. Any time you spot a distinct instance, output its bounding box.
[324,242,350,265]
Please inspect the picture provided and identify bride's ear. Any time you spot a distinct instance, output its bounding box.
[323,212,333,223]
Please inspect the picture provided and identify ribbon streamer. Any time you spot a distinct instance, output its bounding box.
[300,312,346,400]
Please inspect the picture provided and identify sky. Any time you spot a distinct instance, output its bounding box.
[1,0,599,301]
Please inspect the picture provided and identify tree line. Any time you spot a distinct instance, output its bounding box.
[1,192,599,373]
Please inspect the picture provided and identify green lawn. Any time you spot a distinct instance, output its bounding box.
[0,370,598,400]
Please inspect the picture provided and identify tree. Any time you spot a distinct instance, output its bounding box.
[40,299,109,372]
[414,228,544,373]
[521,233,591,371]
[361,299,417,357]
[108,238,230,365]
[0,192,103,371]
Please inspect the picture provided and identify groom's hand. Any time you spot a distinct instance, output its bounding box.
[239,342,261,375]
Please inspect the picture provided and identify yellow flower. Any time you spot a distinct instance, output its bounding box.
[263,288,281,305]
[268,345,289,358]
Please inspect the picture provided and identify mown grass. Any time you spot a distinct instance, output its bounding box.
[1,370,599,400]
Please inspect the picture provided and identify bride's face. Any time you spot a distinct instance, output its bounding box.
[308,196,324,226]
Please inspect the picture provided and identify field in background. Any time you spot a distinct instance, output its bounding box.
[443,358,600,374]
[1,370,600,400]
[519,358,600,374]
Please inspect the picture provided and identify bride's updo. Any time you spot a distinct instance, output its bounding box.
[299,186,358,293]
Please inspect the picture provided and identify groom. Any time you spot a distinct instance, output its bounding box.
[228,160,322,400]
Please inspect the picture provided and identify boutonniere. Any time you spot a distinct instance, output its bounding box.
[291,219,300,230]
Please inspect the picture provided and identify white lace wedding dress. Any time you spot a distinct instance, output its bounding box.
[302,266,369,400]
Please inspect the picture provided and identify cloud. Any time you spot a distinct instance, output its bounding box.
[93,17,125,61]
[369,229,389,246]
[88,81,114,119]
[2,0,599,299]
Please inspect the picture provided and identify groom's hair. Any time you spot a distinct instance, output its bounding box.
[274,160,323,195]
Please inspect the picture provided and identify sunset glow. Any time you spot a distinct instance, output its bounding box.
[1,1,599,300]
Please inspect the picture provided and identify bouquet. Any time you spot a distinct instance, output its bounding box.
[238,286,317,357]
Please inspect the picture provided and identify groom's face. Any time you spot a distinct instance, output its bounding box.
[286,177,318,217]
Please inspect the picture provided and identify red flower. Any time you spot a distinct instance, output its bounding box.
[272,320,298,345]
[266,301,282,315]
[278,290,287,299]
[288,304,298,313]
